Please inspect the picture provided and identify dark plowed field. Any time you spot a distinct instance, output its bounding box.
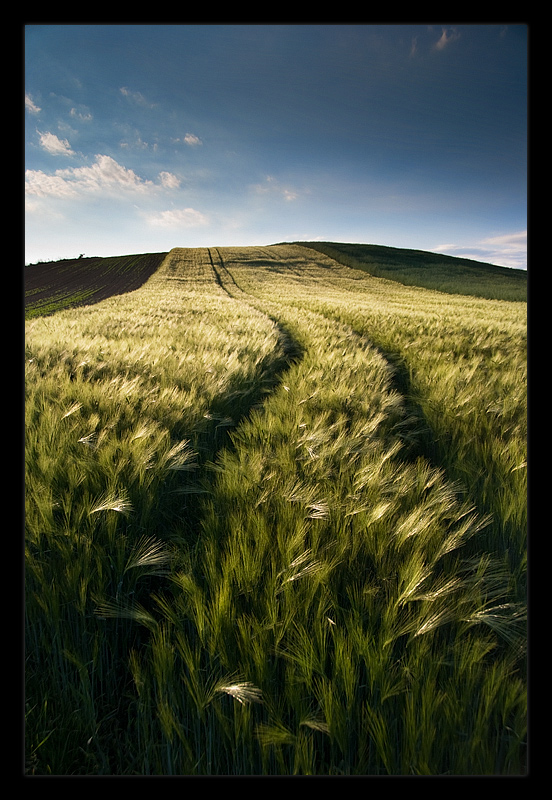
[24,252,168,317]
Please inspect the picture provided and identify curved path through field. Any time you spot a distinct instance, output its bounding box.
[202,245,421,459]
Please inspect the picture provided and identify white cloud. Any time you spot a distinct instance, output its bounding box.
[38,130,75,156]
[159,171,181,189]
[147,208,209,228]
[184,133,202,146]
[25,154,154,198]
[58,155,152,192]
[25,93,41,114]
[25,170,78,199]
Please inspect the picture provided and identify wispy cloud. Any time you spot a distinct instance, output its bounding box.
[120,87,156,107]
[37,130,75,156]
[25,93,41,114]
[146,208,209,228]
[119,134,153,151]
[433,230,527,270]
[433,26,461,51]
[70,105,93,122]
[251,175,301,202]
[479,231,527,268]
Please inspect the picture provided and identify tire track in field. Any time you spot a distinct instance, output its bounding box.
[208,247,305,367]
[196,248,305,464]
[200,246,447,491]
[168,247,307,545]
[208,246,409,440]
[108,248,309,553]
[210,246,438,467]
[206,247,227,292]
[204,247,526,647]
[208,248,242,293]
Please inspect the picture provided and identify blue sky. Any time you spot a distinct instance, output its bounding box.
[25,24,527,269]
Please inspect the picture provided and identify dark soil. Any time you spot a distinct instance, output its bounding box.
[24,252,168,315]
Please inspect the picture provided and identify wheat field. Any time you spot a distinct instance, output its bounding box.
[25,245,527,775]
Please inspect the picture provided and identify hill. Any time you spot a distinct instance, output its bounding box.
[25,243,526,321]
[289,241,527,302]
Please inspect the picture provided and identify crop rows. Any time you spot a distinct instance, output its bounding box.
[24,253,167,318]
[25,246,527,775]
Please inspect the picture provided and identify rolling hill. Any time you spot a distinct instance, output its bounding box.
[24,243,526,319]
[290,241,527,301]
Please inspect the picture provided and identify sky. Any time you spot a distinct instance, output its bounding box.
[24,24,528,269]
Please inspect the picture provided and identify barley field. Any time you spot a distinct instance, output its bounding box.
[24,244,527,775]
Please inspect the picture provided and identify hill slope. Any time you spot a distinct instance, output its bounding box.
[290,241,527,302]
[24,252,168,318]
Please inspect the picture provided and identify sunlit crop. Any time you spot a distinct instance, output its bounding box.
[25,245,526,775]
